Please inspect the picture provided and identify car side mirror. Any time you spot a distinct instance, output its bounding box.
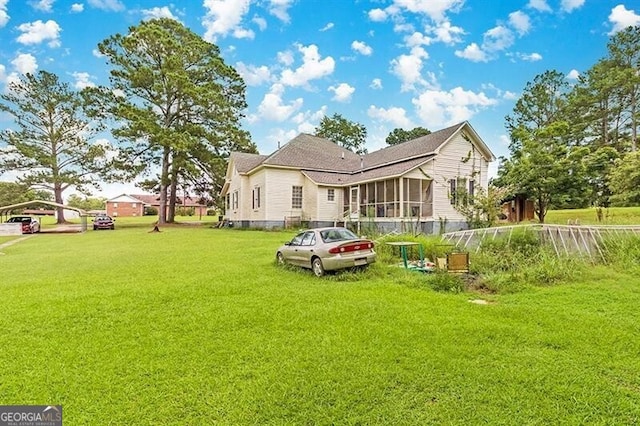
[284,242,291,246]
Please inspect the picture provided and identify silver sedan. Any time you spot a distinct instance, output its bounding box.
[276,227,377,277]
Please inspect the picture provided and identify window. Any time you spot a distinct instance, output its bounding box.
[113,202,118,208]
[300,231,315,246]
[327,188,335,202]
[292,186,302,209]
[232,191,239,209]
[226,194,230,210]
[132,203,137,208]
[252,186,261,209]
[468,180,475,203]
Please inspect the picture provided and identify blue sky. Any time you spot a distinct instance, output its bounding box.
[1,0,640,198]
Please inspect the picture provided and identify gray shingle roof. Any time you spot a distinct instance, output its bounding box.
[263,133,360,172]
[230,121,483,179]
[230,152,269,173]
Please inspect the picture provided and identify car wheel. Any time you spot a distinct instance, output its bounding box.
[276,252,285,265]
[312,257,325,277]
[93,225,97,230]
[110,225,115,230]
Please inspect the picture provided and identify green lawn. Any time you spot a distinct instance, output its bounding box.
[545,206,640,225]
[1,226,639,424]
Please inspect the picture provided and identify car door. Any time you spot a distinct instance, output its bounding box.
[296,231,317,267]
[282,232,305,265]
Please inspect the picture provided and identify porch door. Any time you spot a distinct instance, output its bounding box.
[350,186,359,218]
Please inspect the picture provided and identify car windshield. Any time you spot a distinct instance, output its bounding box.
[320,228,358,243]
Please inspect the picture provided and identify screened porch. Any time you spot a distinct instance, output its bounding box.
[343,177,433,219]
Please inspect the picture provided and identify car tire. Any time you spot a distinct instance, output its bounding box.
[110,225,115,230]
[93,225,97,230]
[312,257,325,277]
[276,252,285,265]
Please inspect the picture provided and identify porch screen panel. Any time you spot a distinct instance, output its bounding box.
[376,181,385,217]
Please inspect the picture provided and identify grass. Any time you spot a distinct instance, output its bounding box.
[1,225,640,424]
[544,206,640,225]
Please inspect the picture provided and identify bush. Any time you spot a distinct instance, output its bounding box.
[144,206,158,216]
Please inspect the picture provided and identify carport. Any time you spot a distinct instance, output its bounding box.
[0,200,89,232]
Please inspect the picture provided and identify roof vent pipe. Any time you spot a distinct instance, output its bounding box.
[341,152,344,159]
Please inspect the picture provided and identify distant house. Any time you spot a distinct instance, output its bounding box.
[105,194,208,217]
[106,194,145,217]
[220,121,496,234]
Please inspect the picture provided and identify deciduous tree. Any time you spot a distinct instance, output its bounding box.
[314,113,367,155]
[385,127,431,145]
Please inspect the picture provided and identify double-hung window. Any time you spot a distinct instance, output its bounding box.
[292,186,302,209]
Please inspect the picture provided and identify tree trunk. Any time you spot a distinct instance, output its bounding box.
[158,146,170,225]
[54,183,65,224]
[168,177,177,223]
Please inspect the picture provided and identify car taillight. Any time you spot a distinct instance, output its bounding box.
[328,241,374,254]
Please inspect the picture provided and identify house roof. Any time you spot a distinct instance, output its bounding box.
[226,121,494,186]
[262,133,361,172]
[230,152,269,173]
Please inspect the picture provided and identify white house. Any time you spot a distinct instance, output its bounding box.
[220,121,495,234]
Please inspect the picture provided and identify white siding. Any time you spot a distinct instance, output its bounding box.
[247,169,266,221]
[264,168,306,221]
[316,186,343,221]
[431,133,489,220]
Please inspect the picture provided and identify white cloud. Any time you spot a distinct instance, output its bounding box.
[70,3,84,12]
[567,69,580,80]
[72,71,95,89]
[280,44,335,88]
[87,0,124,11]
[319,22,334,32]
[16,20,61,47]
[328,83,355,102]
[266,128,298,151]
[92,48,103,58]
[370,78,383,90]
[291,106,327,134]
[351,40,373,56]
[412,87,497,127]
[202,0,253,42]
[236,62,271,86]
[483,25,514,52]
[428,20,465,45]
[405,31,432,47]
[257,83,303,121]
[560,0,585,13]
[142,7,179,21]
[527,0,551,13]
[367,105,412,128]
[608,5,640,34]
[252,16,267,31]
[393,0,465,23]
[503,91,518,100]
[509,11,531,35]
[11,53,38,75]
[390,46,430,92]
[269,0,293,23]
[31,0,54,12]
[368,8,387,22]
[0,64,6,82]
[0,2,8,28]
[277,50,294,66]
[520,52,542,61]
[455,43,488,62]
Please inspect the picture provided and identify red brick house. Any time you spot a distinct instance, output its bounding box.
[105,194,145,217]
[105,194,208,217]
